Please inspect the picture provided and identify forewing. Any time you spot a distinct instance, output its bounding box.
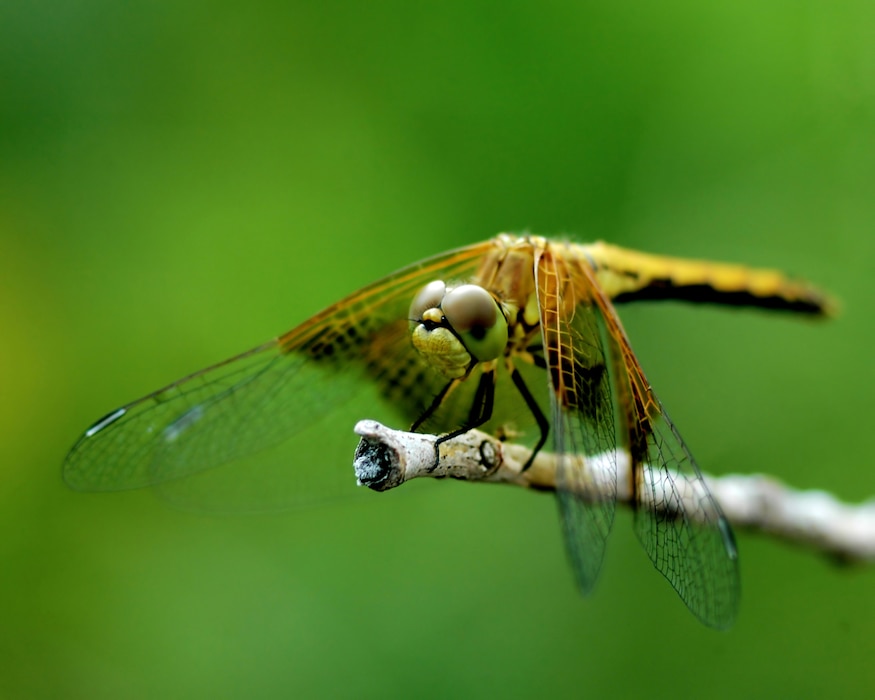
[63,242,492,510]
[588,269,741,629]
[535,246,621,593]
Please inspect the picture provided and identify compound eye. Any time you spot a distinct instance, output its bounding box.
[410,280,447,320]
[441,284,508,361]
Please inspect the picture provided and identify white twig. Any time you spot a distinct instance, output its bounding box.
[353,420,875,564]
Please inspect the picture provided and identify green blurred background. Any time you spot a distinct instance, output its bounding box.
[2,1,874,697]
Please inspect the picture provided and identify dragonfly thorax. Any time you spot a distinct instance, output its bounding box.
[409,281,509,379]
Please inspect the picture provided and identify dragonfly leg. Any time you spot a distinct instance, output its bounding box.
[509,366,549,471]
[527,347,547,370]
[410,379,457,433]
[429,369,496,471]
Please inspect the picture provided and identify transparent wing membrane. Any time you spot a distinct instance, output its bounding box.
[631,404,740,629]
[533,244,739,627]
[536,248,620,593]
[64,242,491,508]
[587,267,741,629]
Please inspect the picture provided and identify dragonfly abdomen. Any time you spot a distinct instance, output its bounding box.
[584,241,834,316]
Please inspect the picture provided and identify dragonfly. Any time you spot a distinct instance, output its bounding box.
[64,234,833,629]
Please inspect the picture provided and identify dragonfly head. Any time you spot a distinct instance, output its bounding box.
[409,281,509,379]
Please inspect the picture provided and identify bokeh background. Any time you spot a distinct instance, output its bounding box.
[2,1,874,697]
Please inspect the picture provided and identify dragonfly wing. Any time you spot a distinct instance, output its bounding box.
[587,265,741,629]
[63,242,493,510]
[633,404,740,628]
[535,246,620,593]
